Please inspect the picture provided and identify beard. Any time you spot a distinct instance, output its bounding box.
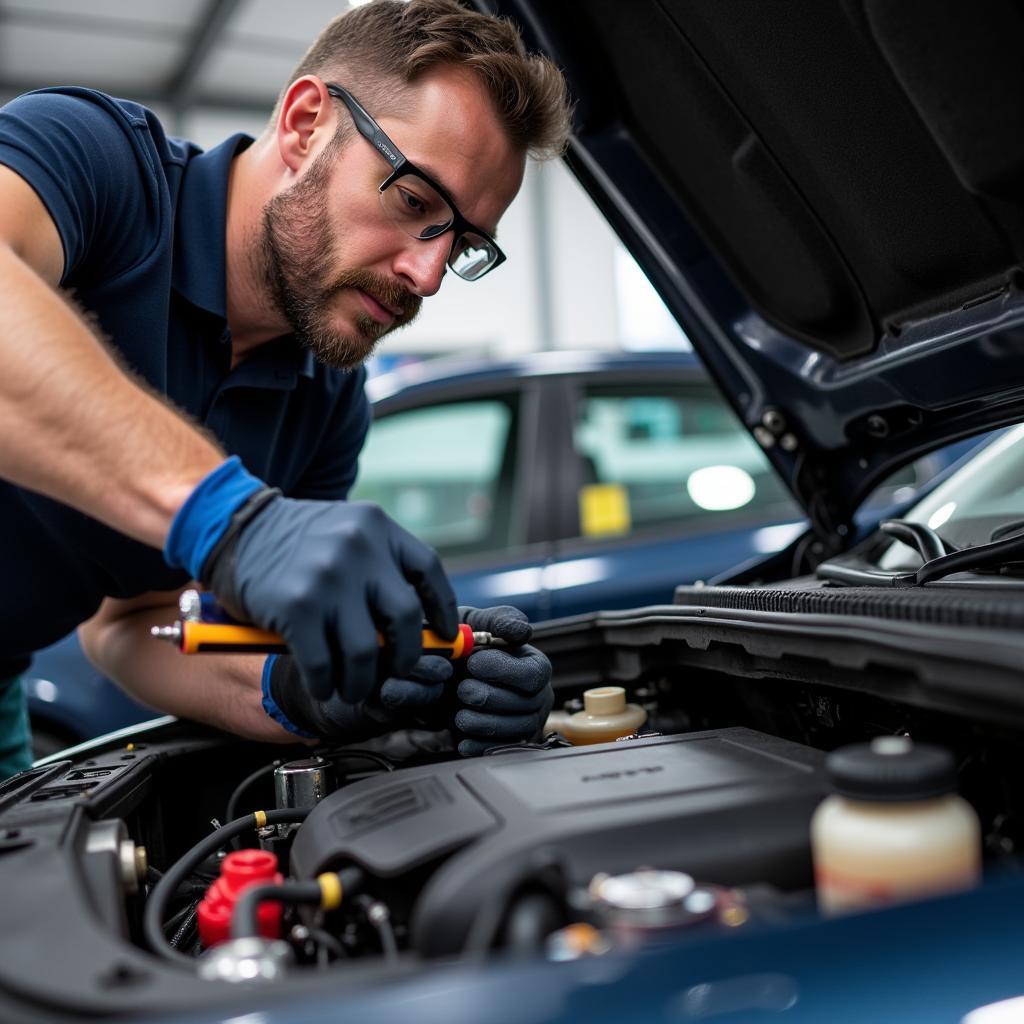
[257,146,421,370]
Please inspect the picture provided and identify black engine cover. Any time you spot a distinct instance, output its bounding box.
[289,727,826,956]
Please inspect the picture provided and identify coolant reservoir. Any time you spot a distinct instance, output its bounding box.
[811,736,981,916]
[561,686,647,745]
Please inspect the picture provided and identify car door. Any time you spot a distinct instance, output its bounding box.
[350,377,560,621]
[545,369,807,618]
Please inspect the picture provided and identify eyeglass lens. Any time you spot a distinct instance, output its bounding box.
[380,173,497,280]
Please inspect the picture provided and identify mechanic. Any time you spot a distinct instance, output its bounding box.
[0,0,570,776]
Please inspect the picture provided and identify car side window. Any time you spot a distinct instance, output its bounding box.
[572,385,801,538]
[351,397,519,558]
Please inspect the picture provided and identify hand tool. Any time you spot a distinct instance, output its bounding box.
[150,590,504,659]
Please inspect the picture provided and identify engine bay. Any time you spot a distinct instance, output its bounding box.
[2,600,1024,1018]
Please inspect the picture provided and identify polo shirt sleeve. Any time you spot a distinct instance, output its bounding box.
[0,89,158,284]
[291,366,372,501]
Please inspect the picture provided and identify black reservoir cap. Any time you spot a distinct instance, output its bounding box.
[826,737,957,802]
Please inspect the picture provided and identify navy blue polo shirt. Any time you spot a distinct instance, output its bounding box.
[0,88,370,676]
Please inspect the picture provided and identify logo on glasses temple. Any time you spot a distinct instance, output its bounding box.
[377,141,398,163]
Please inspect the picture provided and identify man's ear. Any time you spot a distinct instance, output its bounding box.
[276,76,334,173]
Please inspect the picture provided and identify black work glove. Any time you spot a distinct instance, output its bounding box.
[164,458,458,704]
[263,653,453,742]
[453,606,554,757]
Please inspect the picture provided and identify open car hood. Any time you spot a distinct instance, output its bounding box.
[480,0,1024,549]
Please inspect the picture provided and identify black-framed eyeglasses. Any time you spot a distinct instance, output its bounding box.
[324,82,506,282]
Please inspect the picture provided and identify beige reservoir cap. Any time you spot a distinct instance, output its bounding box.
[583,687,628,715]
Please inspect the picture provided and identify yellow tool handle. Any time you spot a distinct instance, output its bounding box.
[177,621,474,658]
[416,626,472,658]
[179,621,289,654]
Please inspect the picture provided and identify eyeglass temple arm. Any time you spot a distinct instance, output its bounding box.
[325,83,403,172]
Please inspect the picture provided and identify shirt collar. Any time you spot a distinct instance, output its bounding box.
[173,132,316,386]
[224,335,317,391]
[172,132,252,320]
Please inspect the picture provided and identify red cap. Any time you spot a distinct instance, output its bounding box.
[197,848,283,948]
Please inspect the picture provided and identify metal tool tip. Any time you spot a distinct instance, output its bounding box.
[471,632,508,648]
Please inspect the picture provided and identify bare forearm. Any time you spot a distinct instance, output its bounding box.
[79,597,300,744]
[0,243,225,548]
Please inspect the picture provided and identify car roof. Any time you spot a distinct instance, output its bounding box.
[366,348,703,404]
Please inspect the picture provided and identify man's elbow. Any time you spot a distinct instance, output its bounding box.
[77,617,113,674]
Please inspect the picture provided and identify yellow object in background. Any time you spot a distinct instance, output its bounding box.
[579,483,631,537]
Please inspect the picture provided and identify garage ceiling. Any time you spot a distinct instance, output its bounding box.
[0,0,364,120]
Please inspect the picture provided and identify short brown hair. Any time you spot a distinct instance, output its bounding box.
[274,0,571,159]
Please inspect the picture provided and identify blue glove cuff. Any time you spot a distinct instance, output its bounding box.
[260,655,316,739]
[163,457,265,578]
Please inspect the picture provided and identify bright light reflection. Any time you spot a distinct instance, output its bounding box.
[962,995,1024,1023]
[927,501,957,531]
[545,557,610,591]
[477,558,613,598]
[687,465,756,511]
[478,567,544,598]
[32,679,57,703]
[752,522,807,554]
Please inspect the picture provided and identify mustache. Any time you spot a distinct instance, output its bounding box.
[327,269,421,322]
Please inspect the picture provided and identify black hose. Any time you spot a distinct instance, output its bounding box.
[318,748,395,772]
[374,914,398,961]
[230,867,365,941]
[231,882,323,940]
[168,903,199,951]
[162,901,195,937]
[355,894,399,961]
[500,892,564,954]
[879,519,953,562]
[991,519,1024,542]
[226,762,281,850]
[915,530,1024,585]
[306,925,346,961]
[144,809,309,966]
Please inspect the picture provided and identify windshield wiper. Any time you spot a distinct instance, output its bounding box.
[878,519,959,562]
[818,519,1024,588]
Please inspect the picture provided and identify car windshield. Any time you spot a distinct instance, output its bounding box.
[878,424,1024,570]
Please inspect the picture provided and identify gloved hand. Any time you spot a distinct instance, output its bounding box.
[262,652,453,742]
[453,605,554,757]
[164,457,458,703]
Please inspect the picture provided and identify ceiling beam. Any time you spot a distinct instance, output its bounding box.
[165,0,246,118]
[0,77,273,118]
[0,7,186,43]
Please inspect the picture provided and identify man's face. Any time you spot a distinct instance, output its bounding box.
[261,67,526,370]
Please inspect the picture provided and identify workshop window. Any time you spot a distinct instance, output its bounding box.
[573,385,800,538]
[351,397,518,557]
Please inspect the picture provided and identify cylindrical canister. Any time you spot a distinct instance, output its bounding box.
[811,736,981,916]
[274,756,335,811]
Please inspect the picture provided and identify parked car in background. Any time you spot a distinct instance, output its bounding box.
[356,349,809,621]
[24,350,974,753]
[354,349,978,619]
